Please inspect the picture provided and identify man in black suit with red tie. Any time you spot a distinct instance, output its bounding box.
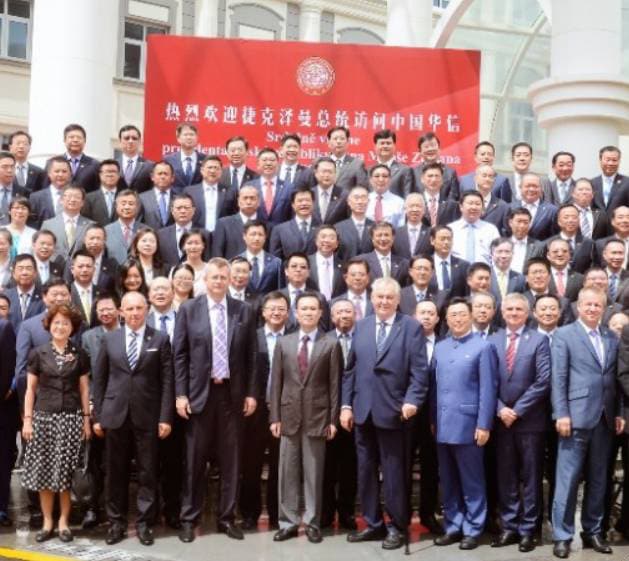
[173,258,257,542]
[420,163,461,228]
[92,291,174,546]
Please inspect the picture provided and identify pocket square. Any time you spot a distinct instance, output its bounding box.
[146,348,158,353]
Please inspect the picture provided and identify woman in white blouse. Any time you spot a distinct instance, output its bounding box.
[6,196,36,257]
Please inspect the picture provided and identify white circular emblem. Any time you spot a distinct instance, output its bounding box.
[296,57,335,96]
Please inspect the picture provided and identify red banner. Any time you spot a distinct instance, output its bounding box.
[144,36,480,173]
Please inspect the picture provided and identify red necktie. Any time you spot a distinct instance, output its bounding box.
[506,332,518,374]
[555,270,565,297]
[298,335,309,380]
[374,195,383,222]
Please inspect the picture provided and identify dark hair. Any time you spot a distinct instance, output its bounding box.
[8,130,32,145]
[556,203,579,217]
[430,224,453,237]
[118,124,141,139]
[94,291,120,309]
[8,195,30,212]
[116,188,139,201]
[315,223,338,238]
[84,223,106,238]
[447,297,472,312]
[280,133,301,146]
[421,161,444,175]
[490,236,513,251]
[583,266,607,280]
[314,156,335,170]
[604,237,627,251]
[257,147,278,160]
[460,190,483,204]
[534,293,560,309]
[130,227,164,269]
[43,303,83,336]
[369,164,390,177]
[152,160,175,175]
[13,253,36,269]
[508,207,532,221]
[295,290,322,310]
[63,123,86,139]
[524,257,551,275]
[42,277,70,295]
[243,219,267,234]
[33,229,57,244]
[171,263,195,299]
[285,252,310,269]
[511,142,533,157]
[117,257,148,298]
[370,221,395,237]
[599,145,621,159]
[551,151,575,166]
[343,257,370,275]
[225,135,249,150]
[0,151,15,162]
[418,132,440,149]
[176,123,198,135]
[179,228,207,255]
[262,290,290,309]
[327,126,350,140]
[47,156,71,172]
[171,193,195,208]
[200,154,222,167]
[63,183,86,199]
[409,254,434,269]
[290,186,314,203]
[72,248,95,263]
[467,262,491,277]
[0,293,10,310]
[373,129,396,143]
[99,159,120,173]
[474,141,495,154]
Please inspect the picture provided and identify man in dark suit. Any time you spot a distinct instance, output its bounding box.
[104,189,146,264]
[508,142,552,203]
[211,185,259,260]
[270,292,341,544]
[510,173,558,241]
[420,162,461,228]
[544,151,576,206]
[270,187,319,261]
[523,257,575,326]
[0,317,16,527]
[614,325,629,539]
[220,136,258,191]
[490,238,526,307]
[0,152,27,224]
[357,221,409,286]
[31,230,65,287]
[92,291,173,546]
[29,157,72,228]
[6,254,44,332]
[430,225,470,300]
[227,257,263,318]
[594,206,629,267]
[551,288,624,558]
[8,131,46,194]
[239,291,290,530]
[335,185,374,261]
[507,207,546,274]
[116,125,154,193]
[591,146,629,214]
[82,160,121,227]
[475,165,509,233]
[571,178,609,240]
[278,133,309,188]
[139,161,176,231]
[459,141,511,202]
[185,155,238,232]
[546,238,584,302]
[341,277,429,549]
[173,258,257,542]
[432,298,499,550]
[489,294,551,552]
[240,220,283,294]
[164,123,204,193]
[79,224,118,293]
[337,258,374,321]
[308,225,346,301]
[51,123,100,193]
[371,129,415,198]
[548,203,595,274]
[413,132,459,201]
[69,249,100,327]
[399,255,441,316]
[393,194,432,259]
[312,157,349,225]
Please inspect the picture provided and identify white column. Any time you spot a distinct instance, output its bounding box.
[528,0,629,176]
[28,0,118,163]
[195,0,219,37]
[386,0,432,47]
[300,2,322,42]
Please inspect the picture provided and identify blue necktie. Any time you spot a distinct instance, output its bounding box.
[212,304,228,379]
[376,321,387,355]
[251,255,260,289]
[589,329,604,365]
[466,223,476,262]
[128,331,138,370]
[184,157,193,185]
[441,260,451,290]
[609,273,618,301]
[158,191,169,226]
[159,314,169,334]
[231,168,239,191]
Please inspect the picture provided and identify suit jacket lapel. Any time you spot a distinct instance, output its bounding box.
[377,315,402,362]
[135,327,154,371]
[577,323,603,369]
[304,331,324,383]
[227,298,238,349]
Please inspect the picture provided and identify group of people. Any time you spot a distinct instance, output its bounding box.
[1,121,629,559]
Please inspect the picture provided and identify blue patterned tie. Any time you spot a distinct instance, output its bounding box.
[128,331,138,370]
[441,260,451,290]
[250,255,260,289]
[376,321,387,355]
[184,157,193,185]
[212,303,228,379]
[159,315,168,334]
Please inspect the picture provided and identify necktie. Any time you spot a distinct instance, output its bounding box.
[0,189,8,215]
[466,223,476,262]
[381,256,390,277]
[339,333,349,368]
[205,187,216,231]
[39,264,48,283]
[159,315,169,334]
[71,158,80,176]
[604,176,613,205]
[355,222,364,239]
[20,292,29,318]
[322,259,332,300]
[251,255,260,288]
[80,289,91,321]
[128,331,138,370]
[124,159,134,185]
[123,225,132,246]
[212,303,228,379]
[609,273,618,301]
[105,191,114,217]
[284,166,293,184]
[415,290,424,303]
[353,295,363,320]
[298,335,309,380]
[292,288,303,310]
[300,220,309,241]
[497,271,507,298]
[580,209,591,238]
[555,270,566,297]
[66,218,76,247]
[17,165,26,187]
[264,180,274,215]
[159,191,169,226]
[320,189,330,220]
[441,260,451,290]
[54,190,63,214]
[559,182,567,202]
[374,194,384,222]
[409,227,418,252]
[335,158,342,172]
[429,197,438,227]
[506,331,518,374]
[589,329,604,365]
[184,157,193,185]
[231,168,239,191]
[376,321,388,355]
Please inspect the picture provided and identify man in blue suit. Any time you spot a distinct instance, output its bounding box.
[239,220,283,294]
[459,141,512,202]
[488,293,551,552]
[341,277,429,550]
[164,123,204,193]
[432,297,498,550]
[551,287,624,558]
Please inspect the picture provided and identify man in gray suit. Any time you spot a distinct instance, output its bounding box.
[41,184,94,259]
[270,291,341,544]
[104,189,146,264]
[551,287,624,558]
[544,151,576,206]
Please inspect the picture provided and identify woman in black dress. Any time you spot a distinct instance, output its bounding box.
[22,303,91,543]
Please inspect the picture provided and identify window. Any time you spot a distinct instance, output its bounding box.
[433,0,450,8]
[0,0,30,61]
[123,19,167,80]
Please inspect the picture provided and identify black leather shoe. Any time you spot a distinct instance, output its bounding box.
[581,533,612,554]
[241,517,257,531]
[273,526,299,541]
[347,526,387,542]
[178,522,195,543]
[553,540,570,558]
[485,516,501,535]
[217,521,244,540]
[58,528,73,542]
[105,524,125,545]
[82,509,99,529]
[137,524,154,546]
[382,529,404,550]
[421,514,444,535]
[434,531,462,546]
[459,535,479,550]
[491,530,519,547]
[519,535,536,552]
[35,528,55,543]
[338,515,358,531]
[306,525,322,543]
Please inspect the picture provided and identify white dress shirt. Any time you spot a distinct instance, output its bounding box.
[511,236,528,274]
[153,309,176,342]
[246,249,265,278]
[348,290,367,318]
[425,333,436,363]
[202,181,218,232]
[366,190,405,228]
[449,218,500,265]
[316,252,334,300]
[433,254,452,291]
